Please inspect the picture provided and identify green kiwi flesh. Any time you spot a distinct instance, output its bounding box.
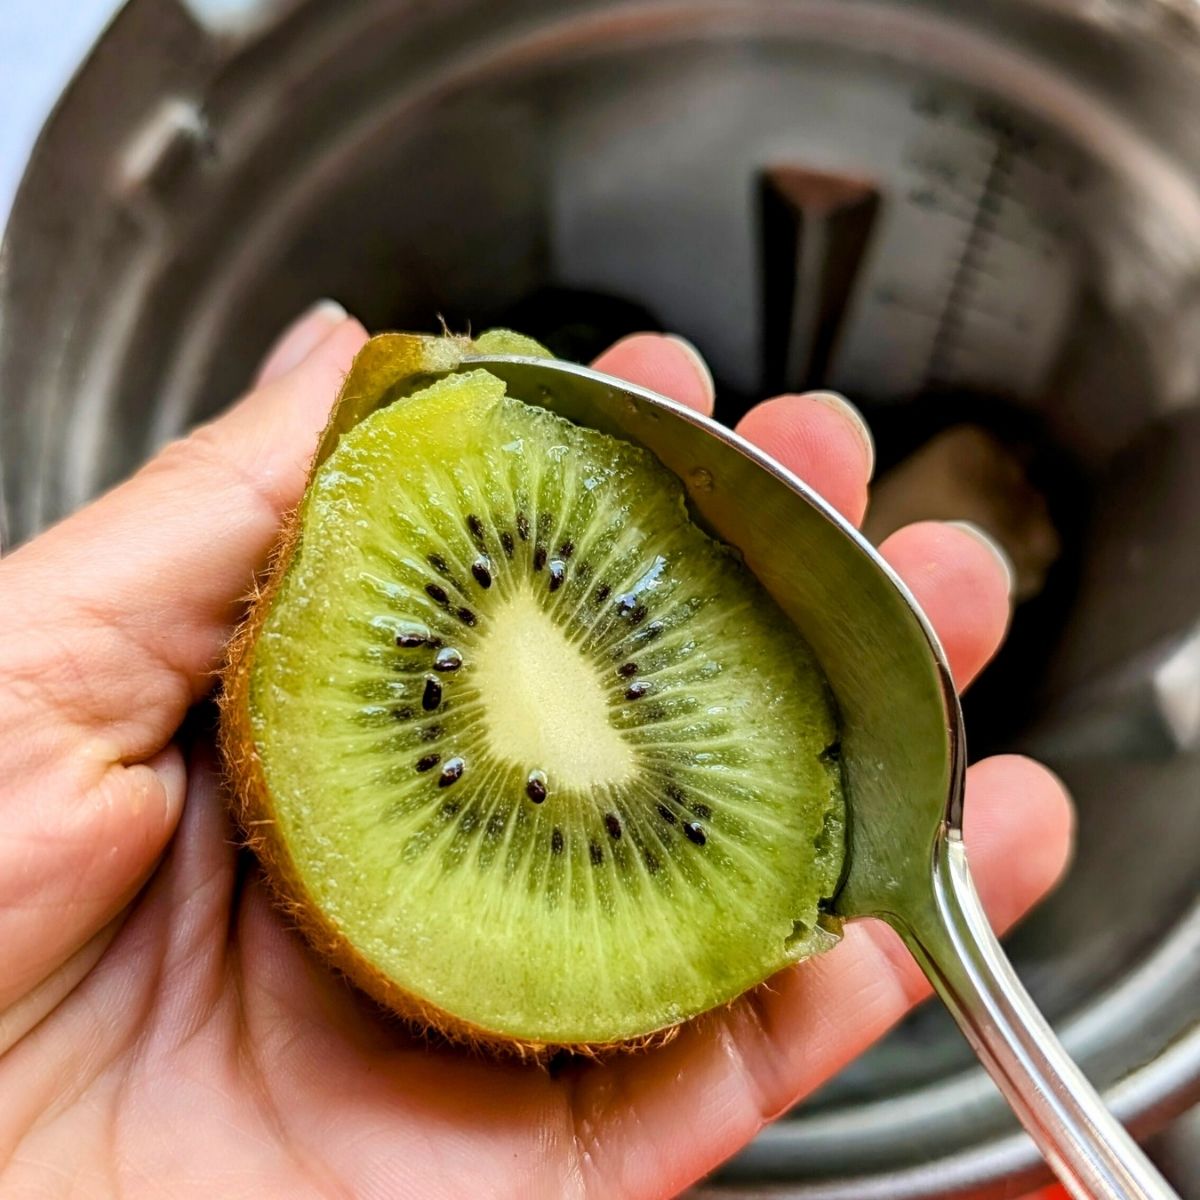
[229,335,845,1050]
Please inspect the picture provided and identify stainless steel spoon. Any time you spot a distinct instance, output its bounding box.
[437,353,1178,1200]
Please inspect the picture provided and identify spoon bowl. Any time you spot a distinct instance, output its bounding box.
[400,352,1174,1200]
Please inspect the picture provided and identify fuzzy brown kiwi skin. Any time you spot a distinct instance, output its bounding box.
[218,332,686,1061]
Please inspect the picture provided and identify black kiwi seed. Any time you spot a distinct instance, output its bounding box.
[656,802,677,825]
[516,512,530,541]
[665,782,687,805]
[692,802,712,820]
[467,513,486,548]
[616,596,648,624]
[471,557,493,589]
[433,647,463,672]
[533,546,547,572]
[551,828,564,855]
[617,661,638,678]
[558,539,575,559]
[416,753,440,773]
[593,582,612,604]
[487,812,506,838]
[427,553,450,575]
[625,682,651,701]
[548,560,566,592]
[500,530,515,558]
[526,770,548,804]
[683,821,707,846]
[589,841,604,866]
[422,677,442,711]
[420,723,442,742]
[457,607,477,627]
[439,757,465,787]
[604,812,623,840]
[440,800,460,818]
[396,630,427,649]
[425,583,450,607]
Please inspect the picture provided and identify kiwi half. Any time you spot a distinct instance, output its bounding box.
[222,330,845,1053]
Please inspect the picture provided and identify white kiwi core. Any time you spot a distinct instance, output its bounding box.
[472,587,635,788]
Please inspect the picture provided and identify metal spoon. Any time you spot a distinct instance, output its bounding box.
[440,353,1178,1200]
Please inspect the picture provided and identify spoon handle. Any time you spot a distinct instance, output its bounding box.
[896,829,1178,1200]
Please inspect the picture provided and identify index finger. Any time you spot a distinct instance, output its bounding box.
[591,333,716,415]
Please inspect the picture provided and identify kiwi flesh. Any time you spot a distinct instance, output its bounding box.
[222,330,845,1053]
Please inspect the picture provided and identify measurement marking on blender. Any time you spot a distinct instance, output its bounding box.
[903,143,1049,254]
[924,132,1018,387]
[876,287,1018,326]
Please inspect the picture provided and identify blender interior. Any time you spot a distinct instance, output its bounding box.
[3,0,1199,1191]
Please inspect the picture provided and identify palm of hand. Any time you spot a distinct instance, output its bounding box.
[0,313,1071,1200]
[10,746,585,1198]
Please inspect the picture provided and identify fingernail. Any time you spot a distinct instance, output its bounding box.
[311,298,348,322]
[663,335,715,407]
[946,520,1017,599]
[256,299,349,385]
[284,298,348,342]
[804,390,875,477]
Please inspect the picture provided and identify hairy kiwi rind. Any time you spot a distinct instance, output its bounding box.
[221,329,841,1059]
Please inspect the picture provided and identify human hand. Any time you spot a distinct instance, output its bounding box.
[0,304,1072,1198]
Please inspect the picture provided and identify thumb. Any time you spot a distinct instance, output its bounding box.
[2,312,367,759]
[0,311,364,1018]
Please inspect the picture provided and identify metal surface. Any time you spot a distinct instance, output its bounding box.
[457,354,1178,1200]
[908,837,1176,1199]
[2,0,1199,1194]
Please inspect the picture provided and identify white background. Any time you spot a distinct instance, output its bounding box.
[1,1,125,227]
